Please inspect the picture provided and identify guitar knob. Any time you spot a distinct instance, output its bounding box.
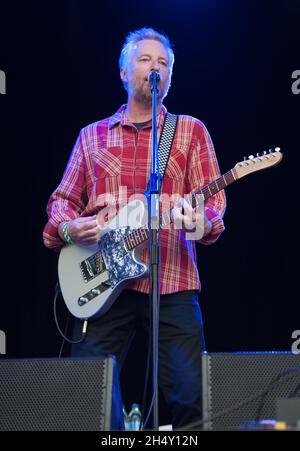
[78,296,88,306]
[92,288,101,295]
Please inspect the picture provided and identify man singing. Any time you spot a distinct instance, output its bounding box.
[43,27,226,428]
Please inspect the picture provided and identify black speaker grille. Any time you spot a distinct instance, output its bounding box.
[202,352,300,430]
[0,357,122,431]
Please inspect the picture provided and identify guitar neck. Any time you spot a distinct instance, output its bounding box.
[189,168,237,207]
[123,168,237,251]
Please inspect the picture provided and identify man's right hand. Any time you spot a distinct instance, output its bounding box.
[58,215,101,246]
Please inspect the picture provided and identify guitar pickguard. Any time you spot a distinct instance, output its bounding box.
[99,227,147,287]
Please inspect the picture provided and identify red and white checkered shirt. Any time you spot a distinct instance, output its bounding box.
[43,105,226,294]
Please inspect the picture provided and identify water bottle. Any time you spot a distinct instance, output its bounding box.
[123,405,131,431]
[129,403,142,431]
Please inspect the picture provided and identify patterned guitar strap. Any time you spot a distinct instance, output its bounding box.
[146,112,178,192]
[157,112,178,181]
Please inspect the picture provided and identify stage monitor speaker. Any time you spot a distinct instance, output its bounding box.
[0,356,124,431]
[202,352,300,430]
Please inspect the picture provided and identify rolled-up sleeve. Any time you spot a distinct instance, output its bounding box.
[43,131,87,252]
[187,120,226,245]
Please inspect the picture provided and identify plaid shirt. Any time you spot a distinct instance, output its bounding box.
[43,105,226,294]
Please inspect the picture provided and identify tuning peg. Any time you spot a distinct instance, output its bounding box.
[263,151,267,155]
[275,147,281,152]
[243,156,247,161]
[256,153,260,157]
[248,155,254,159]
[269,149,273,153]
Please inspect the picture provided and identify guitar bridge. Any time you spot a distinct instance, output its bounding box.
[80,252,106,283]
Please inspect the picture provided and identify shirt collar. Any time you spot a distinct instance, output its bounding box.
[108,104,167,129]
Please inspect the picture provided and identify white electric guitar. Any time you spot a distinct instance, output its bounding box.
[58,148,283,321]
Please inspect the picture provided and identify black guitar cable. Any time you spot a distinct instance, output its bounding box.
[53,282,88,353]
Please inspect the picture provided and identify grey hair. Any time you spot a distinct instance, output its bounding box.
[119,27,175,71]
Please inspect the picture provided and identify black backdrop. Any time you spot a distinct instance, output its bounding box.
[0,0,299,419]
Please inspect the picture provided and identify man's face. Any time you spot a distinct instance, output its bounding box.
[121,39,173,104]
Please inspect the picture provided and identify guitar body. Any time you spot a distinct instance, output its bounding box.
[58,199,148,320]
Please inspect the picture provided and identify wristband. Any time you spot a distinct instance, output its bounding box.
[62,221,73,244]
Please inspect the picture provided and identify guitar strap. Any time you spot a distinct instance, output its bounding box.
[157,112,178,180]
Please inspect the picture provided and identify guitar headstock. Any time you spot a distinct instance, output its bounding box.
[234,147,283,179]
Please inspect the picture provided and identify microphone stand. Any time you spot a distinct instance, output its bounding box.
[145,70,161,431]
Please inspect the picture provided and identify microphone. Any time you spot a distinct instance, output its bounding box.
[148,71,161,84]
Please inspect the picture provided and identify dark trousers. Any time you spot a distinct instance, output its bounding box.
[71,289,206,429]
